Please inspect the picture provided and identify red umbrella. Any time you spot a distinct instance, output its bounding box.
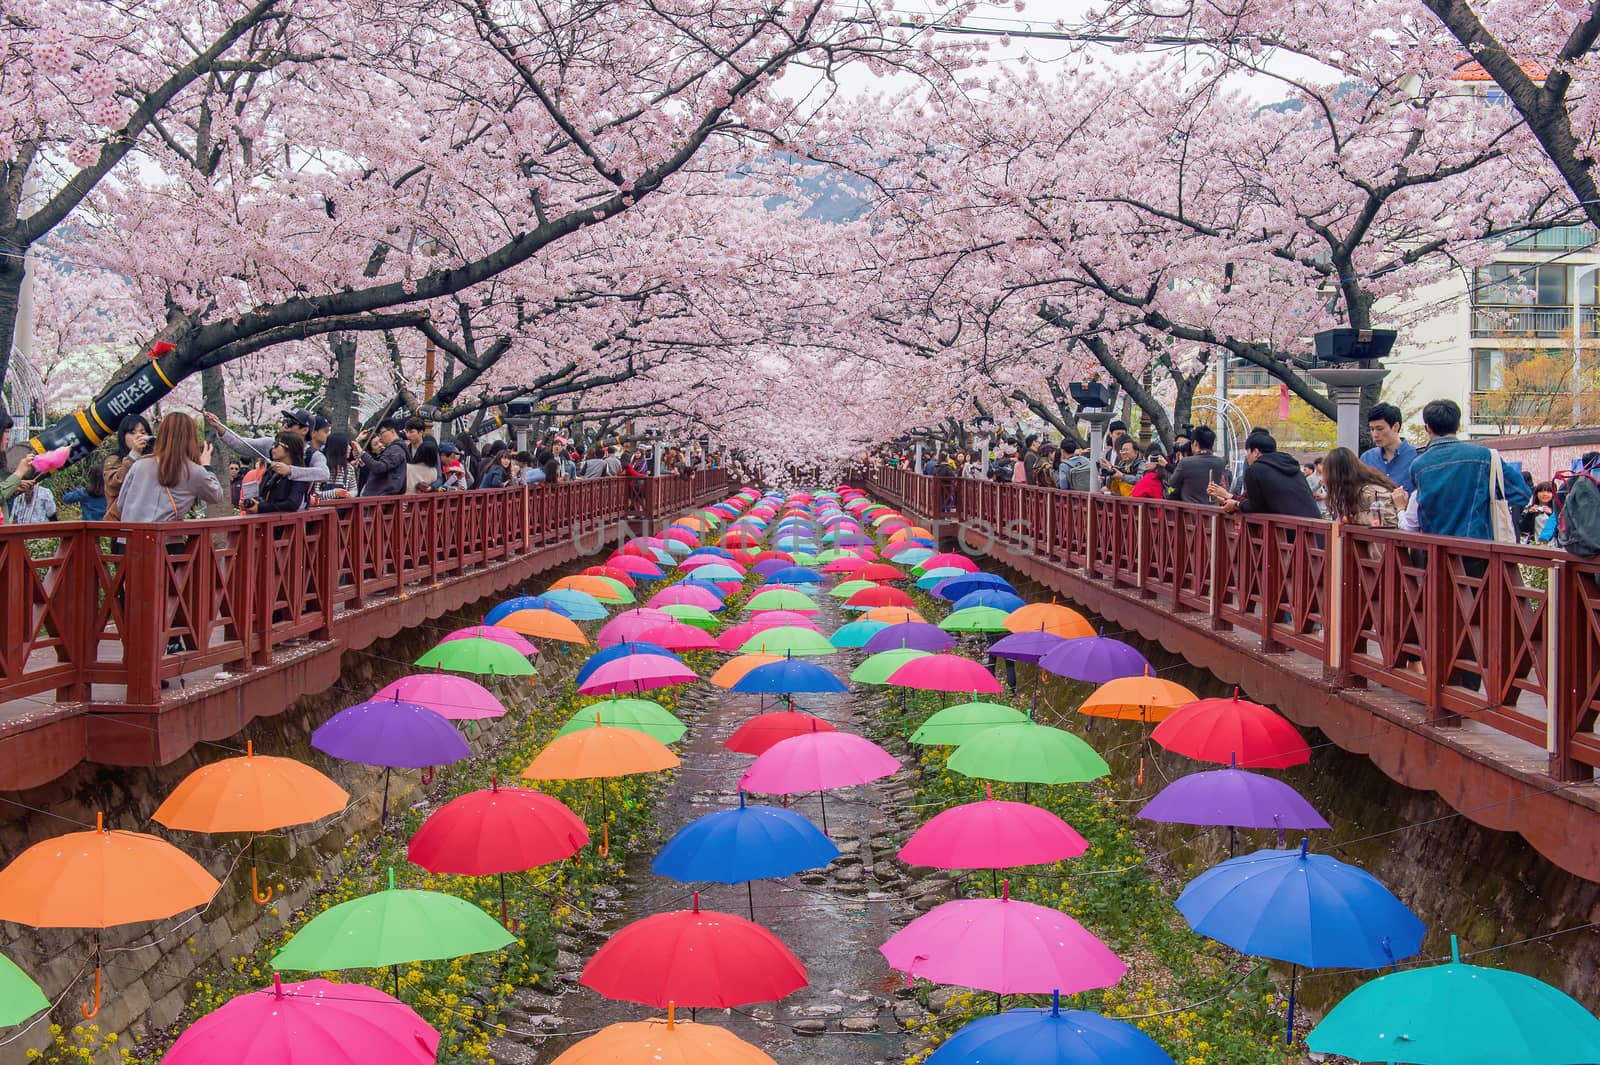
[581,892,806,1007]
[724,711,838,756]
[1151,688,1311,769]
[661,527,700,546]
[748,550,795,565]
[846,586,915,609]
[583,565,637,588]
[857,563,904,583]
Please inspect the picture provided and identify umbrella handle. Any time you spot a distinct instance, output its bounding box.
[251,866,274,905]
[421,766,435,786]
[80,966,101,1020]
[597,822,609,858]
[501,897,520,933]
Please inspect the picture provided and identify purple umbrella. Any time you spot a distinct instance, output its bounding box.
[312,698,471,820]
[862,622,955,654]
[751,558,793,579]
[1038,636,1151,683]
[988,630,1069,664]
[1138,764,1328,849]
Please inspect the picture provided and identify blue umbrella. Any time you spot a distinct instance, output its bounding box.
[652,792,839,917]
[766,566,824,585]
[538,588,609,621]
[484,595,573,625]
[677,576,731,598]
[731,657,848,695]
[1177,838,1425,1043]
[685,563,744,582]
[916,566,968,590]
[952,589,1027,613]
[829,619,889,648]
[574,641,684,687]
[686,545,734,559]
[928,995,1176,1065]
[934,573,1015,601]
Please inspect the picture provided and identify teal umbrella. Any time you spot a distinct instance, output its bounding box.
[1307,934,1600,1064]
[829,619,889,648]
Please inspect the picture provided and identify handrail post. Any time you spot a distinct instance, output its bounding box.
[1209,511,1231,632]
[54,527,94,703]
[1549,558,1581,779]
[314,509,337,641]
[1324,520,1347,680]
[123,528,165,706]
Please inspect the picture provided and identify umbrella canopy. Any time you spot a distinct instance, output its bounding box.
[856,563,904,582]
[272,875,515,970]
[950,590,1026,614]
[844,585,915,610]
[900,799,1087,870]
[416,636,536,676]
[0,950,48,1026]
[916,567,969,590]
[408,783,589,874]
[927,1001,1176,1065]
[1152,690,1312,769]
[581,894,806,1007]
[552,574,634,603]
[766,566,824,584]
[598,607,677,647]
[607,555,667,579]
[575,641,682,686]
[1176,840,1425,969]
[686,563,746,582]
[497,609,590,645]
[638,621,720,652]
[939,606,1013,633]
[910,702,1029,746]
[986,630,1069,664]
[739,732,899,794]
[522,724,680,781]
[1306,934,1600,1065]
[661,603,719,631]
[863,622,955,654]
[540,588,611,620]
[551,1016,779,1065]
[710,652,785,688]
[731,658,848,695]
[744,588,818,614]
[724,711,838,756]
[557,699,687,744]
[162,978,440,1065]
[650,585,725,611]
[935,573,1016,602]
[851,647,931,685]
[948,722,1110,785]
[577,654,698,695]
[311,699,471,769]
[440,624,539,657]
[653,793,839,884]
[886,654,1004,694]
[1039,637,1152,683]
[920,553,980,573]
[880,887,1125,995]
[582,565,637,588]
[1004,602,1094,638]
[1139,767,1329,832]
[154,742,348,834]
[373,672,506,720]
[485,594,573,625]
[1078,674,1198,723]
[829,579,878,599]
[737,626,836,657]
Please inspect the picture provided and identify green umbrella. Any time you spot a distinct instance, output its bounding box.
[660,603,719,631]
[557,699,687,744]
[0,950,48,1026]
[948,721,1109,784]
[788,552,821,566]
[939,606,1012,633]
[1307,934,1600,1064]
[273,870,515,973]
[416,637,536,676]
[850,647,931,685]
[739,626,837,656]
[910,702,1029,745]
[829,579,877,600]
[744,588,816,613]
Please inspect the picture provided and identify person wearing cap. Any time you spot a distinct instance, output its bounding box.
[204,408,328,507]
[354,418,409,496]
[438,442,468,490]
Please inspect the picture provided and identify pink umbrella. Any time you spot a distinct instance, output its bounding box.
[682,556,746,575]
[743,609,820,629]
[886,654,1003,694]
[442,625,538,657]
[578,654,698,695]
[661,527,700,546]
[899,794,1086,872]
[597,608,675,647]
[738,731,899,832]
[880,884,1125,998]
[163,976,439,1065]
[373,672,507,721]
[605,554,666,579]
[716,617,813,652]
[638,621,720,652]
[822,557,869,574]
[921,553,980,573]
[648,585,724,611]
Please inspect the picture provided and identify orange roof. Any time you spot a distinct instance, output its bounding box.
[1451,56,1546,83]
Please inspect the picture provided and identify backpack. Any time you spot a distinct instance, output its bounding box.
[1556,471,1600,557]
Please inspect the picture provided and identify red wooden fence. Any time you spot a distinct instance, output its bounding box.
[865,468,1600,782]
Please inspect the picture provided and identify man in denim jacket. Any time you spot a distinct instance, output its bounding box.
[1396,399,1530,539]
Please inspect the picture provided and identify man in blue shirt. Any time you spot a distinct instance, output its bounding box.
[1361,403,1417,492]
[1398,399,1531,540]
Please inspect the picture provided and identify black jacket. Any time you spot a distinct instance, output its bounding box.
[255,468,310,513]
[1239,452,1322,519]
[359,440,410,497]
[1167,454,1229,505]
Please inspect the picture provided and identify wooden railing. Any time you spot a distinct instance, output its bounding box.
[865,467,1600,782]
[0,472,728,711]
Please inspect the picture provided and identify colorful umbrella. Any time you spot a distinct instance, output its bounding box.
[828,618,889,648]
[939,606,1013,633]
[1038,637,1152,683]
[497,608,590,645]
[850,647,931,685]
[311,698,470,819]
[485,594,573,624]
[730,658,848,695]
[581,892,806,1007]
[985,630,1068,664]
[551,1013,779,1065]
[0,950,47,1026]
[162,977,440,1065]
[829,579,878,599]
[947,721,1109,786]
[652,793,839,917]
[921,553,980,573]
[660,603,720,631]
[577,654,698,695]
[863,605,927,624]
[910,702,1028,746]
[1079,674,1197,723]
[638,620,721,651]
[373,672,506,720]
[650,584,725,611]
[540,588,611,620]
[844,585,915,610]
[744,588,818,614]
[766,566,824,584]
[597,607,677,646]
[723,711,838,756]
[737,626,836,657]
[1152,689,1311,768]
[440,624,539,657]
[416,637,536,677]
[557,698,686,743]
[927,998,1176,1065]
[886,654,1004,694]
[583,564,638,588]
[738,731,898,831]
[522,723,680,781]
[1138,764,1328,837]
[900,796,1087,871]
[935,573,1016,602]
[552,574,634,603]
[1004,602,1094,638]
[710,652,785,688]
[575,641,682,686]
[862,622,955,654]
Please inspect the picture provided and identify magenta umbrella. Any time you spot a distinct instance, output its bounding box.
[372,672,506,721]
[682,556,746,575]
[661,527,700,546]
[900,795,1087,878]
[638,621,720,652]
[886,654,1003,694]
[880,884,1125,1005]
[441,624,538,657]
[738,731,899,832]
[597,608,675,647]
[577,654,698,695]
[741,609,822,629]
[606,555,666,579]
[163,976,439,1065]
[648,585,723,611]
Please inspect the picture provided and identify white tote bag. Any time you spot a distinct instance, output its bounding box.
[1487,450,1517,544]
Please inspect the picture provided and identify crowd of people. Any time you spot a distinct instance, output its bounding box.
[877,397,1587,549]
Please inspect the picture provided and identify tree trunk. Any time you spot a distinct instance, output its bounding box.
[200,363,232,515]
[326,333,359,431]
[0,235,24,395]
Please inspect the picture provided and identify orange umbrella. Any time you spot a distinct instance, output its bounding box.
[153,741,348,905]
[864,606,926,625]
[1005,601,1095,639]
[522,723,680,857]
[551,575,629,602]
[498,608,591,646]
[0,812,221,1018]
[675,516,709,531]
[1079,674,1199,723]
[710,653,783,689]
[553,1009,777,1065]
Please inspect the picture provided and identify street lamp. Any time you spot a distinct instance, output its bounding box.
[1306,328,1397,453]
[1069,381,1114,464]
